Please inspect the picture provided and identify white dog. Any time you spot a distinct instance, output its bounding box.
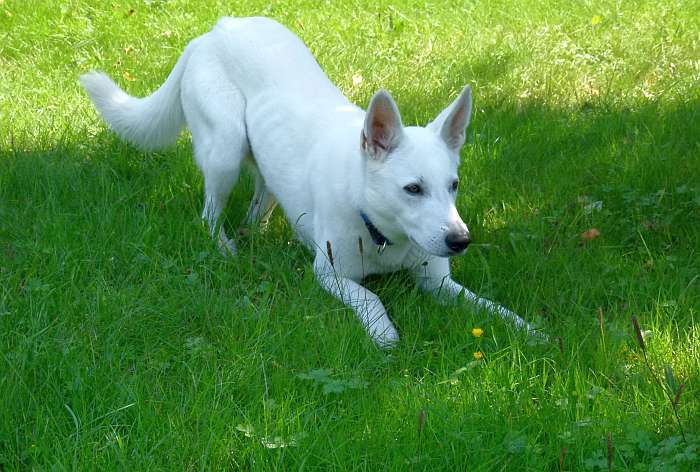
[81,17,539,347]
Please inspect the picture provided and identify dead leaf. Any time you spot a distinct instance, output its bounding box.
[580,228,601,241]
[642,220,657,230]
[122,71,136,82]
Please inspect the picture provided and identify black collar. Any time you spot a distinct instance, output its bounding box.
[360,211,393,249]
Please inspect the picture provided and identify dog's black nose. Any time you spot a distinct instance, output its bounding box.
[445,231,471,253]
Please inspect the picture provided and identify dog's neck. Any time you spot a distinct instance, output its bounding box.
[360,211,393,249]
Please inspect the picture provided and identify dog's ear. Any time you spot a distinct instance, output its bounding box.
[428,86,472,152]
[361,90,404,160]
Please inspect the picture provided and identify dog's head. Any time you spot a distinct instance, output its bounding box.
[360,87,472,257]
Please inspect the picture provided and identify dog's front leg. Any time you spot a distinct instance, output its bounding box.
[314,255,398,348]
[414,256,541,336]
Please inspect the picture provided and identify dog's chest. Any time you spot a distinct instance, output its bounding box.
[360,240,428,276]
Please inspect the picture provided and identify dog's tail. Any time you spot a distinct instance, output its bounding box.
[80,40,198,151]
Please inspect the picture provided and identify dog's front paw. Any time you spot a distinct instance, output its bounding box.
[527,326,549,342]
[217,235,238,257]
[372,324,399,349]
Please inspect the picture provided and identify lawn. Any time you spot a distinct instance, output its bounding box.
[1,0,699,469]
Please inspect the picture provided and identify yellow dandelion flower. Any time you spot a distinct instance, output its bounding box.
[591,15,602,26]
[471,328,484,338]
[473,351,483,360]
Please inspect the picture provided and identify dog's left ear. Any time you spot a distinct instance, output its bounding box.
[428,86,472,152]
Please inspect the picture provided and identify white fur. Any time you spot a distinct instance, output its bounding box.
[81,17,541,347]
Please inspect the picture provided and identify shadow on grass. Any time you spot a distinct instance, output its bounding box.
[1,94,698,324]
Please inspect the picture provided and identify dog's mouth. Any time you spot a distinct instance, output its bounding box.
[409,236,461,258]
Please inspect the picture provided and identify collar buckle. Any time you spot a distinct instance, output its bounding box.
[360,211,393,251]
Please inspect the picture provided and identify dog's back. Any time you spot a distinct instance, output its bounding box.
[210,17,346,104]
[80,17,347,152]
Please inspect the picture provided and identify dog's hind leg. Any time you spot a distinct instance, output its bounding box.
[200,147,244,255]
[181,59,248,255]
[245,170,277,229]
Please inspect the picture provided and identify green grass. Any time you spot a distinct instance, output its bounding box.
[1,0,699,469]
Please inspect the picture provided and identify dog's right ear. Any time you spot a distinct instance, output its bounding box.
[361,90,404,161]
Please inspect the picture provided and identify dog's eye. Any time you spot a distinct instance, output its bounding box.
[403,184,422,195]
[451,180,459,192]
